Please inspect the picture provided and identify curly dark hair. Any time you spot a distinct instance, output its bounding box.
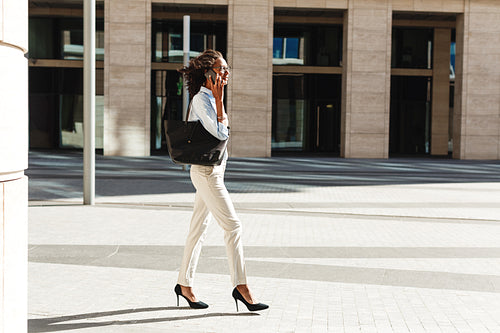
[178,49,223,98]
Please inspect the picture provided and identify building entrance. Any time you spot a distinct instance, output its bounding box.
[390,76,432,155]
[272,74,341,154]
[151,70,183,151]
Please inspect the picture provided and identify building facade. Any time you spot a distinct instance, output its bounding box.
[28,0,500,159]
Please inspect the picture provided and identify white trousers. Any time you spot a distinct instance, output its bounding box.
[177,162,247,287]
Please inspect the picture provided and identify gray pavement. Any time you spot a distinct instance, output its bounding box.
[27,151,500,332]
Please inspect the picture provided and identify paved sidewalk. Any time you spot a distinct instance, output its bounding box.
[27,151,500,332]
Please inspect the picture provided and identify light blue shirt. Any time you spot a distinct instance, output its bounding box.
[188,86,229,141]
[188,86,229,162]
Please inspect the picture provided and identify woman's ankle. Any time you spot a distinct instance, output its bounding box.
[236,284,249,293]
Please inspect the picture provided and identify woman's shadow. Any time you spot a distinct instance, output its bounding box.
[28,307,258,332]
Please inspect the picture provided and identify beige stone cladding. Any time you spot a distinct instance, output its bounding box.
[227,0,274,157]
[104,0,152,156]
[392,0,464,13]
[341,0,392,158]
[454,0,500,159]
[0,0,28,332]
[431,28,451,156]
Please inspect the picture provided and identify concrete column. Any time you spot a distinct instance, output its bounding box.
[227,0,273,157]
[0,0,28,332]
[104,0,151,156]
[431,28,451,156]
[454,0,500,159]
[341,0,392,158]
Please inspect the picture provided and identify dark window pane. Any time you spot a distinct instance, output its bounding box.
[29,18,57,59]
[191,34,205,52]
[285,38,299,58]
[29,67,104,149]
[28,17,104,60]
[273,37,283,58]
[392,28,433,69]
[273,23,342,66]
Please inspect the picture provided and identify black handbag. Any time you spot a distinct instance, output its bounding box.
[164,103,228,166]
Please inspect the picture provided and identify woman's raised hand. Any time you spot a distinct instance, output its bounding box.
[207,72,224,102]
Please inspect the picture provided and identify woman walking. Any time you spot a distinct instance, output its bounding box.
[174,49,268,312]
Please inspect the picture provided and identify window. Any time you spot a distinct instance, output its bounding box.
[29,68,104,149]
[273,23,342,66]
[392,28,433,69]
[152,20,226,63]
[28,17,104,60]
[273,37,303,65]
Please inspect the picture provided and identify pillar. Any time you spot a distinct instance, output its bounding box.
[227,0,273,157]
[104,0,151,156]
[341,0,392,158]
[431,28,451,155]
[0,0,28,332]
[454,0,500,159]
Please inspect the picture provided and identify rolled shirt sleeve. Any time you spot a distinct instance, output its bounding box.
[188,86,229,141]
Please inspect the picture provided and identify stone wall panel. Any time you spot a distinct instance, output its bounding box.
[296,0,327,8]
[231,47,269,69]
[350,112,387,134]
[464,135,499,159]
[229,131,268,157]
[454,1,500,159]
[231,89,269,112]
[227,1,272,157]
[326,0,348,8]
[341,0,391,158]
[104,0,151,156]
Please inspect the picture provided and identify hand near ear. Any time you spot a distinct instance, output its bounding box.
[206,73,224,101]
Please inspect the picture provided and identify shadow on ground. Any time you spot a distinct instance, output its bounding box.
[28,307,257,332]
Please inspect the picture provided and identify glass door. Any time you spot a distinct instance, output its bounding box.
[151,70,183,151]
[310,102,340,153]
[272,74,341,154]
[390,76,432,155]
[272,74,306,151]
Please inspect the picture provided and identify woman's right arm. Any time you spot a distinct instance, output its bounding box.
[207,73,228,127]
[191,93,229,141]
[215,99,228,128]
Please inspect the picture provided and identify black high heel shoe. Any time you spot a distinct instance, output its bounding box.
[174,284,208,309]
[232,287,269,312]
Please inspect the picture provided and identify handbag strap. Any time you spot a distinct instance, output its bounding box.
[184,100,193,124]
[185,101,199,142]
